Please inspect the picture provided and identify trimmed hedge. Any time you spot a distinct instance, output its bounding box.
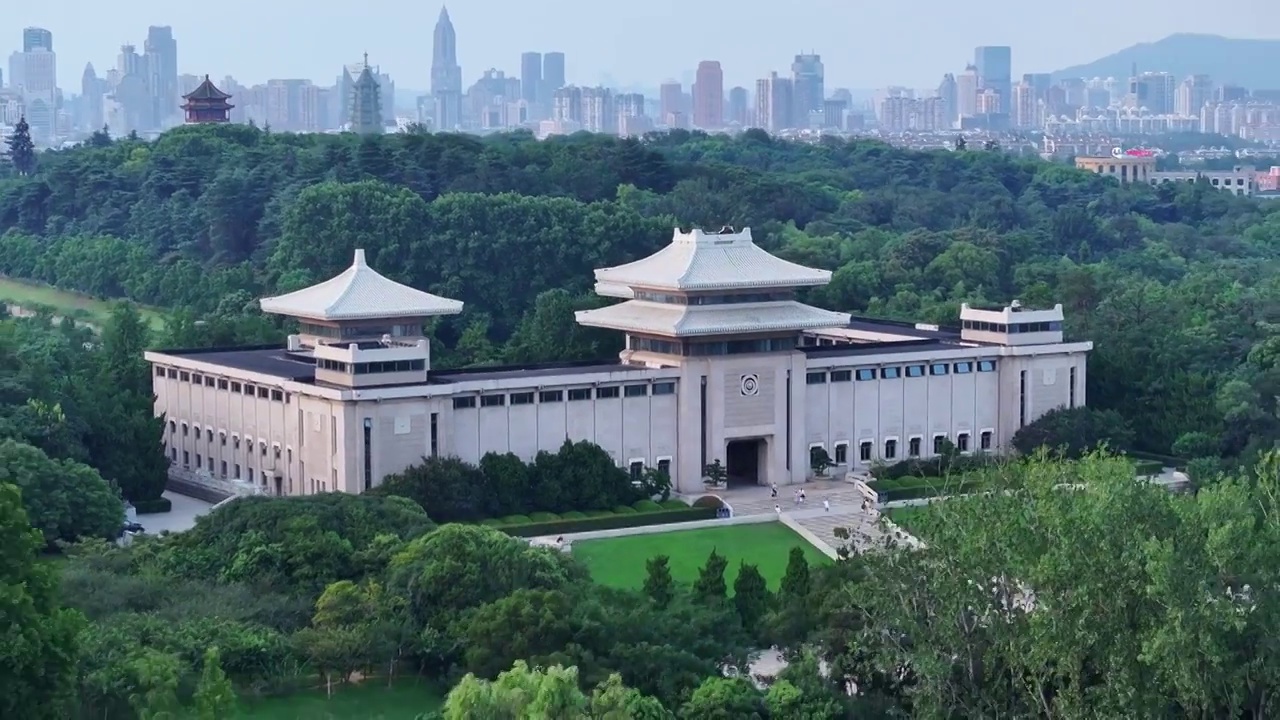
[499,505,718,537]
[1128,450,1186,467]
[132,497,173,514]
[659,499,689,510]
[871,476,984,502]
[1132,460,1164,477]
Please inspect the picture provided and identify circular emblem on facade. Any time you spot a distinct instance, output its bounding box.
[740,374,760,397]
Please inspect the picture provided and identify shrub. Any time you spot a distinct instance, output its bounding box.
[613,506,638,514]
[1012,406,1134,458]
[560,511,586,520]
[133,497,173,514]
[585,510,614,518]
[500,515,532,525]
[498,506,717,537]
[480,518,504,527]
[529,512,560,522]
[632,499,662,512]
[1132,460,1164,477]
[660,499,689,510]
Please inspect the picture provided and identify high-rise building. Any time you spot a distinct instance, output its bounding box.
[1012,81,1039,129]
[431,6,463,130]
[937,73,957,128]
[974,46,1012,107]
[956,64,978,121]
[350,54,383,134]
[1129,71,1175,114]
[693,61,723,129]
[1175,75,1212,116]
[791,53,824,121]
[822,98,847,130]
[727,86,748,126]
[755,72,793,132]
[1022,73,1052,101]
[144,26,179,127]
[81,63,104,131]
[520,52,542,105]
[23,27,52,52]
[552,85,582,124]
[542,52,566,101]
[659,80,684,128]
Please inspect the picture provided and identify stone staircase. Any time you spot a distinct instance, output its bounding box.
[790,507,886,556]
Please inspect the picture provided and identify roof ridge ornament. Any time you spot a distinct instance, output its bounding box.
[353,248,367,267]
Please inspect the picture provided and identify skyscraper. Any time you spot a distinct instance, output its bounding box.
[23,27,52,52]
[145,26,179,127]
[431,6,463,130]
[974,46,1012,107]
[755,72,793,132]
[956,64,978,122]
[542,52,566,102]
[82,62,104,131]
[727,86,748,126]
[791,53,824,122]
[937,73,957,127]
[520,52,542,105]
[693,61,723,129]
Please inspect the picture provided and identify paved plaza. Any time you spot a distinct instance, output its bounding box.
[135,491,214,534]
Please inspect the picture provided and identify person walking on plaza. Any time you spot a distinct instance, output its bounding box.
[823,498,830,512]
[770,483,778,499]
[775,503,782,516]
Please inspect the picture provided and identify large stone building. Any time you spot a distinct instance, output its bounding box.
[147,227,1091,496]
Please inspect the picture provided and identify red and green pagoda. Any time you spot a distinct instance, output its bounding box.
[182,75,233,124]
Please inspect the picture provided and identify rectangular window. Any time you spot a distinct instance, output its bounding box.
[1019,370,1028,427]
[430,413,439,457]
[806,371,827,384]
[980,430,993,451]
[909,436,922,457]
[180,372,190,383]
[855,369,876,381]
[859,441,873,462]
[624,384,648,398]
[363,418,373,491]
[234,463,241,479]
[596,386,620,399]
[953,361,973,374]
[183,451,190,466]
[881,367,901,380]
[182,423,189,436]
[652,382,676,395]
[930,363,949,376]
[510,391,535,405]
[956,432,971,452]
[830,369,852,382]
[568,388,592,401]
[1069,366,1077,408]
[932,434,947,455]
[244,384,256,395]
[884,438,898,460]
[629,461,644,482]
[207,456,213,471]
[258,387,269,399]
[192,374,203,384]
[155,366,165,378]
[978,360,996,373]
[205,376,216,387]
[834,442,848,464]
[166,368,177,379]
[170,448,177,462]
[906,365,925,378]
[271,389,283,402]
[452,396,476,409]
[480,394,506,408]
[657,458,671,476]
[231,382,242,393]
[217,379,229,390]
[196,453,202,468]
[221,460,227,477]
[539,390,564,403]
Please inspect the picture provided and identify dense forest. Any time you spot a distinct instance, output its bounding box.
[4,124,1280,717]
[3,125,1279,470]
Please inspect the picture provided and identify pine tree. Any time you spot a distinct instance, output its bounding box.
[778,547,811,602]
[692,550,728,603]
[733,562,771,630]
[5,116,36,176]
[193,647,237,720]
[643,555,675,608]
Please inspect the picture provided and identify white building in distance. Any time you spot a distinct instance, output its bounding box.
[146,227,1092,496]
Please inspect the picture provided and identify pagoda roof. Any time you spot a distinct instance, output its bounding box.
[575,300,849,337]
[259,250,463,322]
[594,227,831,293]
[184,75,231,101]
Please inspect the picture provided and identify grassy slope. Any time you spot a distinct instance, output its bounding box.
[232,681,442,720]
[572,523,831,592]
[0,276,166,330]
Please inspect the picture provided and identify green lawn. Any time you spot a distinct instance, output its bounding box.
[233,681,442,720]
[0,276,166,330]
[572,523,830,591]
[884,505,930,535]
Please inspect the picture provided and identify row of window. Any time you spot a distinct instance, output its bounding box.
[168,421,284,460]
[299,322,420,339]
[169,449,275,489]
[627,336,797,356]
[452,381,677,410]
[806,360,996,385]
[632,290,794,306]
[819,429,994,465]
[156,367,287,402]
[962,320,1062,334]
[627,457,673,482]
[317,358,426,375]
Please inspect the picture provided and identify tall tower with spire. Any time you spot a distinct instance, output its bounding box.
[430,6,463,130]
[349,53,383,134]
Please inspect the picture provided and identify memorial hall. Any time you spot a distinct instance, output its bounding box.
[146,227,1092,495]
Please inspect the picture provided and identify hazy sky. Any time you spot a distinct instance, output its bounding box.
[7,0,1279,92]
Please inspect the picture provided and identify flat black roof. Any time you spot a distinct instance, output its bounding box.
[801,339,982,359]
[161,346,319,382]
[433,361,630,383]
[844,316,960,340]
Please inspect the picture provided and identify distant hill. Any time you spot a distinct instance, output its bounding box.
[1050,34,1280,89]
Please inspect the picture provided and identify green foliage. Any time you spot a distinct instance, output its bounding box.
[808,445,833,477]
[692,550,728,603]
[679,676,764,719]
[443,661,671,719]
[133,496,173,514]
[193,647,237,720]
[643,555,675,609]
[0,483,84,720]
[0,438,123,545]
[702,460,727,486]
[375,440,642,522]
[731,562,771,631]
[1012,405,1134,458]
[4,115,36,175]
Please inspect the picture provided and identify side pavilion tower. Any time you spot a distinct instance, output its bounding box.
[259,249,462,387]
[577,227,849,487]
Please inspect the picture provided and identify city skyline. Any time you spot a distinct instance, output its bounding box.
[6,0,1279,92]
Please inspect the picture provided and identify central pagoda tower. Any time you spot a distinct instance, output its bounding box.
[576,227,848,366]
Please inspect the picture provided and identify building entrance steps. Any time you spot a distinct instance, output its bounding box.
[679,477,868,517]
